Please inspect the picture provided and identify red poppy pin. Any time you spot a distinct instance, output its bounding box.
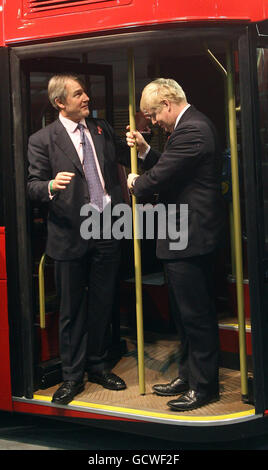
[97,126,103,135]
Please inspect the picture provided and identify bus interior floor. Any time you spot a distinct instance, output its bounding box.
[34,332,254,417]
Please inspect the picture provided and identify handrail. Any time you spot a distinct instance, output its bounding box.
[206,45,248,400]
[207,48,227,77]
[128,48,145,395]
[226,43,248,400]
[38,253,46,329]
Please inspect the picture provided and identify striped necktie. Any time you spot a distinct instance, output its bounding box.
[77,123,104,211]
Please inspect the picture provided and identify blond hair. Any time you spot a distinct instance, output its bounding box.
[48,74,85,110]
[140,78,186,113]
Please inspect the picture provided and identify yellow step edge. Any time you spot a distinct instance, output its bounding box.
[219,321,251,332]
[33,394,255,422]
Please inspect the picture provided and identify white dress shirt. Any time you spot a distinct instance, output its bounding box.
[49,114,111,206]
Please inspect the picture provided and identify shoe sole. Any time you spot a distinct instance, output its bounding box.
[168,395,219,412]
[88,376,126,391]
[52,384,85,405]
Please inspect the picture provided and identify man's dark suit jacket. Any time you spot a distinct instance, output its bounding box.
[28,117,129,261]
[133,105,226,259]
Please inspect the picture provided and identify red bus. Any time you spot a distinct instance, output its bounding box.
[1,0,268,442]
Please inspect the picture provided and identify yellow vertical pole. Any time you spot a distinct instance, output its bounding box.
[226,44,248,399]
[224,66,236,278]
[38,253,46,329]
[229,203,236,276]
[128,48,146,395]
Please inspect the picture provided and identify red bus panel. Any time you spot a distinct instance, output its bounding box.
[0,227,6,280]
[0,1,3,46]
[0,228,12,411]
[3,0,268,46]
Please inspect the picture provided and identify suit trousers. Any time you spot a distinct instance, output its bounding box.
[164,252,220,395]
[54,236,121,382]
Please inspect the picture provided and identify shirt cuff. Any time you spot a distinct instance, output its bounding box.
[138,145,151,160]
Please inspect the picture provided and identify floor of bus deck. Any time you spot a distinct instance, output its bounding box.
[33,332,255,419]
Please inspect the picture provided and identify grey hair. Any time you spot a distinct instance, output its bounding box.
[48,74,85,110]
[140,78,186,113]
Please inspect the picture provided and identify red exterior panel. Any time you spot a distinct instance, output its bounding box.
[0,228,12,411]
[12,400,139,422]
[0,227,7,280]
[0,1,3,46]
[2,0,268,46]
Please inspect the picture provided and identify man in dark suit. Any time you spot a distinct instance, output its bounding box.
[28,74,131,405]
[127,78,225,411]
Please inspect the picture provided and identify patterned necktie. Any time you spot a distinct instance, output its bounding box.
[77,123,104,211]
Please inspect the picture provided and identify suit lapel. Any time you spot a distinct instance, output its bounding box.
[164,106,195,150]
[52,118,106,179]
[53,119,84,175]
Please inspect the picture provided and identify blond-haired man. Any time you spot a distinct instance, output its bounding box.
[127,78,225,411]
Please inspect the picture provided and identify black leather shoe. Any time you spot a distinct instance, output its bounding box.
[52,380,84,405]
[88,371,126,390]
[167,389,219,411]
[152,377,189,396]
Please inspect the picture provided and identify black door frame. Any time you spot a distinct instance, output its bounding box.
[238,23,268,414]
[0,47,28,397]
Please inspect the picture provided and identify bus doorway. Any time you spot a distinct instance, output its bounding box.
[9,26,265,436]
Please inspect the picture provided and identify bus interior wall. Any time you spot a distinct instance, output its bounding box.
[27,38,250,391]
